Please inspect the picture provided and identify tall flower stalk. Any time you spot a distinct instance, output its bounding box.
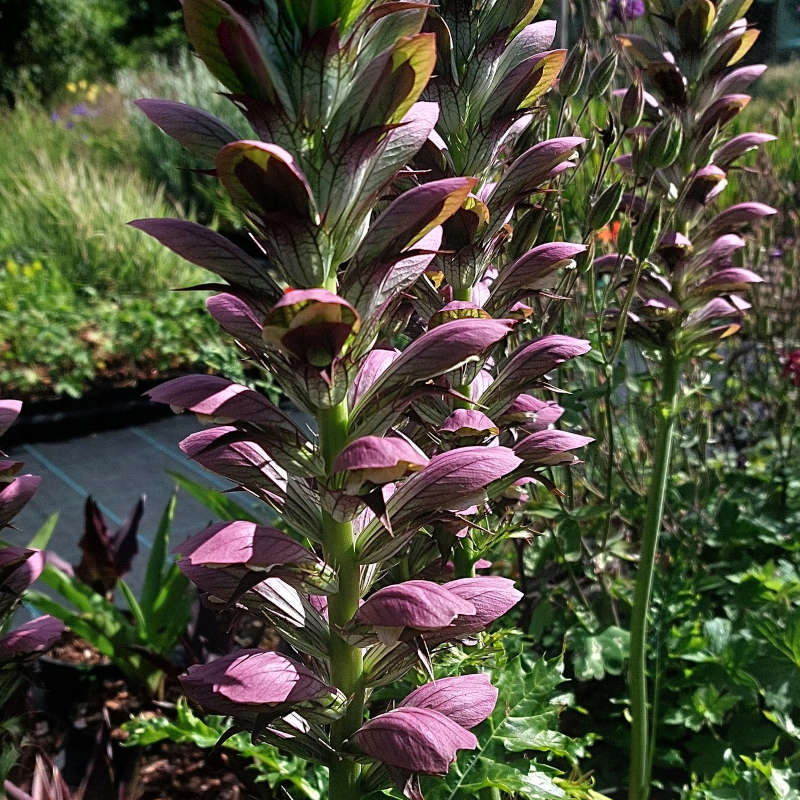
[134,1,592,797]
[590,1,777,796]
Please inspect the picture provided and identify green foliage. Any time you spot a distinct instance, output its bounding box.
[366,632,593,800]
[168,472,266,524]
[115,52,251,227]
[0,273,271,399]
[569,626,629,682]
[0,0,182,101]
[122,697,328,799]
[0,128,197,292]
[25,496,192,695]
[0,94,275,400]
[421,650,578,800]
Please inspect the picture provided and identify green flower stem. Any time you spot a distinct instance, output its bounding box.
[452,286,476,408]
[451,285,477,577]
[628,347,680,800]
[318,400,365,799]
[453,537,475,578]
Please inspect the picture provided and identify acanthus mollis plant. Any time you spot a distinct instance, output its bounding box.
[133,1,591,797]
[0,400,65,782]
[589,3,776,798]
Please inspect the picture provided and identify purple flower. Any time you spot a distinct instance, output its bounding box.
[334,436,428,494]
[609,0,645,20]
[146,375,289,426]
[179,649,341,723]
[263,289,360,368]
[714,132,776,167]
[0,547,45,610]
[438,409,499,438]
[0,475,41,530]
[514,429,595,465]
[692,267,763,295]
[354,580,476,641]
[0,400,22,437]
[399,673,498,729]
[439,576,524,636]
[206,293,264,347]
[174,520,336,592]
[0,546,45,594]
[353,706,477,774]
[497,394,564,431]
[179,426,286,493]
[0,615,64,661]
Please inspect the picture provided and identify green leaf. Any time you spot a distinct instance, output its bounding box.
[118,579,148,639]
[422,639,577,800]
[148,564,193,653]
[168,471,262,523]
[570,626,630,681]
[27,512,59,550]
[24,590,119,657]
[140,493,176,620]
[122,698,324,799]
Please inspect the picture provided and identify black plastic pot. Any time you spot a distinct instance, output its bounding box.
[33,655,126,788]
[36,654,121,717]
[5,381,172,447]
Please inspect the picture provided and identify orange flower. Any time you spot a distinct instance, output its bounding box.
[597,221,621,245]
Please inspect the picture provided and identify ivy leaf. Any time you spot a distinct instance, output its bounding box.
[570,626,630,681]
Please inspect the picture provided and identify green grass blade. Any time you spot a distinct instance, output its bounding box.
[118,579,149,641]
[168,470,261,522]
[140,492,176,618]
[27,512,59,550]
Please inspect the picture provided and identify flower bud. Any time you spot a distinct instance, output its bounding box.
[588,181,625,231]
[262,289,360,368]
[633,203,663,260]
[587,51,618,98]
[621,81,644,128]
[676,0,715,51]
[697,95,750,138]
[643,117,683,169]
[558,40,587,98]
[707,26,759,75]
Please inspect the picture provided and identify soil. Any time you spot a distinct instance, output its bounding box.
[12,622,281,798]
[134,741,252,800]
[47,631,112,667]
[17,669,258,799]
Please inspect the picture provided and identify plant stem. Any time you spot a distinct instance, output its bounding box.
[453,536,475,578]
[451,284,478,577]
[628,347,681,800]
[318,400,365,799]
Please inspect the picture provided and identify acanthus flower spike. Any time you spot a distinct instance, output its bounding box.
[132,1,589,795]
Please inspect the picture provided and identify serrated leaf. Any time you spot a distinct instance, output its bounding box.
[421,646,575,800]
